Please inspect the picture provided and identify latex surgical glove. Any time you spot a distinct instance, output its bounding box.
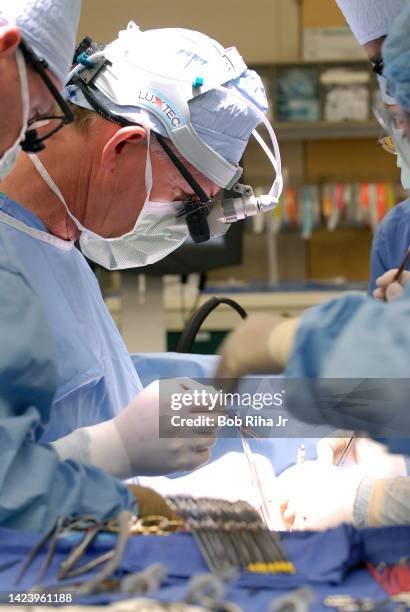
[373,269,410,302]
[128,485,180,520]
[276,461,364,531]
[55,380,219,478]
[317,433,407,478]
[215,314,300,385]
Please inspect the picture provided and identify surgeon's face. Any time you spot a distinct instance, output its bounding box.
[0,25,61,159]
[150,140,220,205]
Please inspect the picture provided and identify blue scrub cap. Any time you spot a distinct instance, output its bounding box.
[383,5,410,114]
[0,0,82,85]
[66,24,268,165]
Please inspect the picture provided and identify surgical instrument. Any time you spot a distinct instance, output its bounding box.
[381,246,410,303]
[58,518,102,580]
[120,563,167,596]
[271,587,314,612]
[297,444,305,465]
[166,496,294,577]
[37,515,65,583]
[336,433,359,467]
[240,431,273,527]
[184,574,242,612]
[15,515,64,585]
[394,246,410,283]
[76,511,132,596]
[0,559,20,574]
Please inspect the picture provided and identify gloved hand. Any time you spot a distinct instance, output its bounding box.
[276,461,364,531]
[317,433,407,478]
[128,485,180,520]
[55,380,220,478]
[373,269,410,302]
[215,314,300,383]
[316,432,358,465]
[112,379,219,477]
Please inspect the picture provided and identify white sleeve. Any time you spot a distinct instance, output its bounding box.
[52,419,132,479]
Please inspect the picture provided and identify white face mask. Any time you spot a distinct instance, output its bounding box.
[29,128,190,269]
[397,152,410,190]
[393,127,410,190]
[0,49,30,182]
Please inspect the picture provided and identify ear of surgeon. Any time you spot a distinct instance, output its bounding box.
[4,117,219,243]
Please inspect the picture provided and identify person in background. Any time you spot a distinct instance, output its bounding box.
[216,3,410,530]
[0,0,79,177]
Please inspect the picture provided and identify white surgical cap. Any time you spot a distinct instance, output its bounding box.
[335,0,407,45]
[0,0,82,85]
[66,24,268,165]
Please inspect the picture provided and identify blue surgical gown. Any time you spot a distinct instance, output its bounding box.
[0,196,143,443]
[368,198,410,294]
[0,217,136,532]
[285,290,410,458]
[0,197,317,480]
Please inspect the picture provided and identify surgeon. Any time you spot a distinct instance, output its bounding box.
[0,0,179,533]
[216,4,410,528]
[0,24,280,482]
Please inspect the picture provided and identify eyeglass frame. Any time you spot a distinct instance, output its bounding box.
[18,38,75,153]
[371,57,384,77]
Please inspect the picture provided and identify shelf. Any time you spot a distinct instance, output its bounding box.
[275,120,380,141]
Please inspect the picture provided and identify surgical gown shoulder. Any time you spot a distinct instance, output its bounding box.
[0,223,57,421]
[369,198,410,294]
[0,197,142,441]
[285,289,410,455]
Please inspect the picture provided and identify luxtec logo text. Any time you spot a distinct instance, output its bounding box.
[137,90,182,127]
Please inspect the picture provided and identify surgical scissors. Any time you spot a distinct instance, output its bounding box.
[15,513,184,587]
[15,515,65,585]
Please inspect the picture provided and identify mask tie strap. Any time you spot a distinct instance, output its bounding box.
[28,154,87,232]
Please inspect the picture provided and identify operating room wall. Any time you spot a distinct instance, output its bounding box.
[78,0,300,63]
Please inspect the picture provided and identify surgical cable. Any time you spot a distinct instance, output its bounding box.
[175,296,247,353]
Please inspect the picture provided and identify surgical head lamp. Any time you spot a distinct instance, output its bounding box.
[66,35,283,244]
